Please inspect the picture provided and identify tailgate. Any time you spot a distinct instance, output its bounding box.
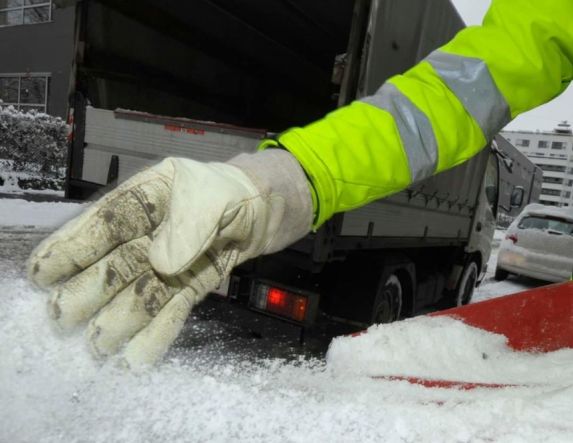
[81,107,265,185]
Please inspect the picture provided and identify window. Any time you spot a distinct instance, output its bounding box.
[0,0,51,27]
[567,180,573,187]
[538,164,566,173]
[551,141,565,150]
[564,192,572,199]
[518,215,573,234]
[540,189,562,196]
[538,140,549,148]
[515,139,530,147]
[0,74,49,113]
[543,177,564,185]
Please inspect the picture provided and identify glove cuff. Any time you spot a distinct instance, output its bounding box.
[228,149,313,254]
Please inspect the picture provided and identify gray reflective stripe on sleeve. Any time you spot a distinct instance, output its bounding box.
[361,83,438,183]
[426,50,511,140]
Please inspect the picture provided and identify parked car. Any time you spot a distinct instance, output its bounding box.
[495,204,573,282]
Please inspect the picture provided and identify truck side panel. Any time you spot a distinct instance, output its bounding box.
[340,151,487,241]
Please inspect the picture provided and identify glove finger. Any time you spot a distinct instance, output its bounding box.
[29,160,173,289]
[120,287,199,368]
[118,249,236,367]
[48,236,152,331]
[86,270,181,360]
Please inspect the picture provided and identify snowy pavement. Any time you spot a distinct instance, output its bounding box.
[1,198,572,442]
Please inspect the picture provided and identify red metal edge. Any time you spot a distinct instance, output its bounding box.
[374,376,519,390]
[112,108,268,139]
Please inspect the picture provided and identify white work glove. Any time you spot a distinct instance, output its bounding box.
[28,149,313,367]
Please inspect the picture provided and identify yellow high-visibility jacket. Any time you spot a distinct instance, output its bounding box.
[263,0,573,228]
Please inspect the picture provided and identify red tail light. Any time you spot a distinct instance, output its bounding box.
[251,284,309,322]
[506,234,518,244]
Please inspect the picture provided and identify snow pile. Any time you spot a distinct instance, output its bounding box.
[0,198,85,228]
[2,277,573,442]
[473,278,531,302]
[0,161,65,196]
[327,316,573,385]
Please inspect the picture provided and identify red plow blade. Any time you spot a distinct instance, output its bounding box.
[432,281,573,353]
[373,282,573,389]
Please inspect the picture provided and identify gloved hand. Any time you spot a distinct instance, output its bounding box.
[28,149,313,367]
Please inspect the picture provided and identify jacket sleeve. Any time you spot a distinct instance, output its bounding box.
[263,0,573,228]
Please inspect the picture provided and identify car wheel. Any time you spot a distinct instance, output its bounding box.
[456,261,478,306]
[494,267,509,281]
[373,274,403,324]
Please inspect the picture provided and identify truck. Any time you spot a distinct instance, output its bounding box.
[63,0,541,341]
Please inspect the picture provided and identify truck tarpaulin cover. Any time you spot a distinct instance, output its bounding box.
[77,0,463,130]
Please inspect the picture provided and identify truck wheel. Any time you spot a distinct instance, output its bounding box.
[374,274,403,324]
[494,267,508,281]
[456,261,478,306]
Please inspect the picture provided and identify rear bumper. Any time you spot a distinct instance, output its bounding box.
[196,295,358,352]
[497,248,572,283]
[197,296,305,342]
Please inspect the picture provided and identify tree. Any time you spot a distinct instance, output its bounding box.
[0,105,68,176]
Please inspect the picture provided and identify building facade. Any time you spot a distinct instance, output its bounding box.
[501,122,573,207]
[0,0,75,118]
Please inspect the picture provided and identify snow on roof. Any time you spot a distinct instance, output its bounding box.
[522,203,573,222]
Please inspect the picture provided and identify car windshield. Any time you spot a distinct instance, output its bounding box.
[518,216,573,235]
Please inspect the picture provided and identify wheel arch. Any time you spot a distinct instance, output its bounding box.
[395,267,415,318]
[371,257,416,322]
[467,251,483,275]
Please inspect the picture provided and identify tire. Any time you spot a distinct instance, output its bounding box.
[494,267,509,281]
[456,261,479,306]
[373,274,403,324]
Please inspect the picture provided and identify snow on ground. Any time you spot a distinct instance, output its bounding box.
[1,198,572,442]
[0,198,84,228]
